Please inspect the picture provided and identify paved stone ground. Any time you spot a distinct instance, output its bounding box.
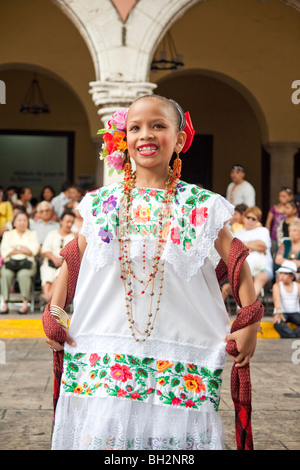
[0,337,299,451]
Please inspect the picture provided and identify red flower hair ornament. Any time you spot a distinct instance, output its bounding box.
[182,112,195,153]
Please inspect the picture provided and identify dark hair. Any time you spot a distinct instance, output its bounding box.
[231,165,244,172]
[235,203,248,215]
[130,94,185,131]
[40,185,56,201]
[60,210,75,221]
[0,187,8,202]
[17,186,31,198]
[12,210,29,228]
[279,186,293,195]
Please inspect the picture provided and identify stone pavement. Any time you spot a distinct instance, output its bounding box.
[0,335,299,451]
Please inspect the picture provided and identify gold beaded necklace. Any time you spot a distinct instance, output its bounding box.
[119,169,178,342]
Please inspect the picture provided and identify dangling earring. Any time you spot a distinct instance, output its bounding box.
[172,152,182,181]
[123,154,134,191]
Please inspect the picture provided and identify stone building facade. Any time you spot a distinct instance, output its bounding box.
[0,0,299,216]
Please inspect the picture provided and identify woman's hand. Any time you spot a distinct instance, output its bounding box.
[45,331,76,352]
[273,312,286,324]
[225,321,260,368]
[51,255,63,268]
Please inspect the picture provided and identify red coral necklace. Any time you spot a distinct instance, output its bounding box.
[119,167,179,342]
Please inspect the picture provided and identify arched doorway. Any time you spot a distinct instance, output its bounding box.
[0,65,97,195]
[155,70,267,213]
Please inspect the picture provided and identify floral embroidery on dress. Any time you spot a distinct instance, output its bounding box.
[61,351,223,412]
[88,182,213,251]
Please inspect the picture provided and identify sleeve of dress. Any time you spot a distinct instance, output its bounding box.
[76,192,92,241]
[201,193,234,248]
[166,191,234,281]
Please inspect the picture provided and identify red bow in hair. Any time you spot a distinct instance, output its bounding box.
[182,112,195,153]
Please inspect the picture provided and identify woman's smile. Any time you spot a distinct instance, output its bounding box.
[137,143,159,156]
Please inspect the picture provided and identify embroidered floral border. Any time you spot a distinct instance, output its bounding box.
[61,351,223,412]
[88,182,213,252]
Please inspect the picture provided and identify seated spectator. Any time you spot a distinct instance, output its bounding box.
[276,201,300,245]
[1,205,27,236]
[6,186,18,206]
[275,220,300,274]
[235,207,273,294]
[63,185,83,212]
[272,263,300,338]
[0,211,40,314]
[51,182,72,219]
[15,186,34,217]
[229,203,248,234]
[30,201,60,247]
[265,187,293,255]
[31,185,57,221]
[40,211,75,303]
[0,187,13,238]
[40,185,56,204]
[222,206,273,301]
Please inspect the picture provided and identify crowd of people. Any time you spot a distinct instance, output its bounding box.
[0,183,86,314]
[225,165,300,338]
[0,165,299,337]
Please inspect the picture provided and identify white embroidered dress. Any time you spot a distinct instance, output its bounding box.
[51,181,234,450]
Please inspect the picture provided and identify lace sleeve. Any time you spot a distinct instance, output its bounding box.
[163,192,234,280]
[77,192,93,241]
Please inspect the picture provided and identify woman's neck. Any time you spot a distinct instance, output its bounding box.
[59,228,68,237]
[134,168,170,189]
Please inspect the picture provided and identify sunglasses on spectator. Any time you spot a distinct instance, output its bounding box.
[245,215,257,221]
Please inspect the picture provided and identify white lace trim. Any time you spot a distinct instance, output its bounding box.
[65,333,227,368]
[52,397,224,450]
[79,190,233,281]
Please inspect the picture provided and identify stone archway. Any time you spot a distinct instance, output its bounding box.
[156,69,264,205]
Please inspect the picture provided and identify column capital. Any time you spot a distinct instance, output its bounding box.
[89,80,157,124]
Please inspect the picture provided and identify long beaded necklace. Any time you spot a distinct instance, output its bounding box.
[119,168,178,342]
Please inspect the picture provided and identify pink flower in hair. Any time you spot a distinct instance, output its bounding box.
[106,150,126,172]
[111,109,128,131]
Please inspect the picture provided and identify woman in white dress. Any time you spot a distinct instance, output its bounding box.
[1,210,39,314]
[45,95,260,450]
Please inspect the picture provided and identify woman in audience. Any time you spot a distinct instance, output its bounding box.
[40,185,56,204]
[222,206,273,301]
[272,263,300,338]
[0,211,39,314]
[276,201,299,245]
[265,187,293,254]
[40,211,75,303]
[275,220,300,274]
[0,187,13,238]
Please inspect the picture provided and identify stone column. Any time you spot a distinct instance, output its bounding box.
[89,80,157,186]
[264,142,300,204]
[91,136,104,189]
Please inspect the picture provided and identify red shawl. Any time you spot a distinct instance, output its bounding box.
[42,237,263,450]
[42,237,81,412]
[216,237,264,450]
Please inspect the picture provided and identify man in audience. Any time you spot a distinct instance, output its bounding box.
[30,201,60,247]
[226,164,256,207]
[51,182,71,219]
